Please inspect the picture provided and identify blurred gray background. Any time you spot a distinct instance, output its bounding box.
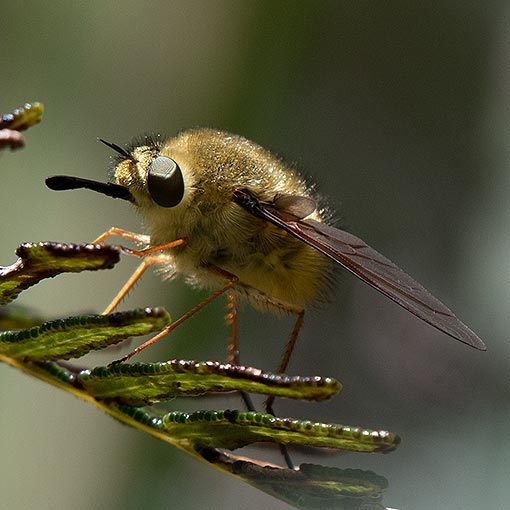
[1,2,509,509]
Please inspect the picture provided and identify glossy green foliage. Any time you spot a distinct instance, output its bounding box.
[0,242,120,305]
[80,360,341,404]
[141,408,399,453]
[215,456,390,510]
[0,102,43,150]
[0,308,170,360]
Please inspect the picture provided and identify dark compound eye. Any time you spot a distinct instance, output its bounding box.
[147,156,184,207]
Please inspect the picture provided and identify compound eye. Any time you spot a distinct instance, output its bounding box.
[147,156,184,207]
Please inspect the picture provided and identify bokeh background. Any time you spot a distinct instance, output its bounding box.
[1,2,509,509]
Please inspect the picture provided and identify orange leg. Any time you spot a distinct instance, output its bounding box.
[92,227,151,246]
[259,296,305,415]
[225,294,240,364]
[102,258,151,315]
[274,305,305,375]
[224,293,257,412]
[92,226,186,258]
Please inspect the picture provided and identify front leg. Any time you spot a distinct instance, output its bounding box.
[91,227,186,313]
[92,226,151,246]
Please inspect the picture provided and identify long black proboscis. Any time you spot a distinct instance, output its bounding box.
[45,175,134,202]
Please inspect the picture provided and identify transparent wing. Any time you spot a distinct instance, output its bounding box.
[233,189,486,351]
